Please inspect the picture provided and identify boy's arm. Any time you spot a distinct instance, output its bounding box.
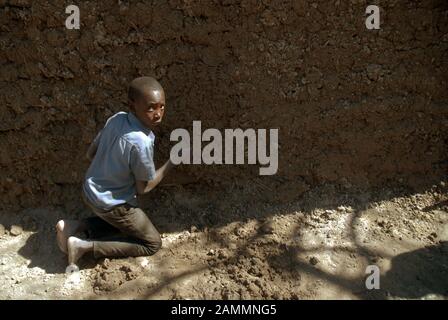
[86,130,103,161]
[136,159,175,195]
[86,142,97,161]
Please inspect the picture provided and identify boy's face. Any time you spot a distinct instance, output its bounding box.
[130,89,166,130]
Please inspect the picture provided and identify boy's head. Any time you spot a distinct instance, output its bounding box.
[128,76,165,129]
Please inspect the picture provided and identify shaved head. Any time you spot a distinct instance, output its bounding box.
[127,76,166,129]
[128,76,164,103]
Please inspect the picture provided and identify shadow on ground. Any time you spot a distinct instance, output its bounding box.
[4,179,448,299]
[378,242,448,299]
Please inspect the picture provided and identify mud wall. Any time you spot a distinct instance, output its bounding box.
[1,0,447,210]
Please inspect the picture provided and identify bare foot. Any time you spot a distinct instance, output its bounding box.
[67,236,93,265]
[56,220,81,254]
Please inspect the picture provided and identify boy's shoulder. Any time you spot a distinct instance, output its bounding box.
[105,111,128,125]
[124,130,154,150]
[104,111,154,150]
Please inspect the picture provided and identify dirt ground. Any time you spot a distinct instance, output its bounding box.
[1,182,447,300]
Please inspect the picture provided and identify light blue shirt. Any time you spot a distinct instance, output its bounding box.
[83,112,156,210]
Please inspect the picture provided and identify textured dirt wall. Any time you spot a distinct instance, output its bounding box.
[1,0,447,210]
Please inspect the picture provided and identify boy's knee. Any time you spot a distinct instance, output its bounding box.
[152,235,162,252]
[144,233,162,255]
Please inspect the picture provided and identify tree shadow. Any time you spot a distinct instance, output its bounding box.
[129,181,448,299]
[16,230,98,275]
[423,200,448,212]
[140,220,270,299]
[263,191,448,299]
[140,177,448,235]
[7,179,447,298]
[265,246,367,298]
[377,242,448,299]
[7,207,101,275]
[16,231,67,274]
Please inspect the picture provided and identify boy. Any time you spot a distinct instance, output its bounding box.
[56,76,174,269]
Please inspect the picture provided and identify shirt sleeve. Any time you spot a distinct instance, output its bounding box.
[92,113,119,149]
[91,113,116,148]
[129,142,156,181]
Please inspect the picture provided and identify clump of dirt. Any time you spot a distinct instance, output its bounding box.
[92,258,143,293]
[201,218,303,299]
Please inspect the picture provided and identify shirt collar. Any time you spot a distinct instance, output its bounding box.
[127,112,154,139]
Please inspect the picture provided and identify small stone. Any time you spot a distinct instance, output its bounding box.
[190,225,198,233]
[208,249,215,256]
[218,250,228,260]
[366,64,383,81]
[309,257,319,265]
[247,283,258,293]
[0,224,5,236]
[10,225,23,236]
[260,221,274,234]
[100,258,111,269]
[136,257,149,268]
[227,266,237,274]
[428,232,438,241]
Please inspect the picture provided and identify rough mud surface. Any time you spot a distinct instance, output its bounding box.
[1,0,448,300]
[1,1,448,210]
[1,183,447,299]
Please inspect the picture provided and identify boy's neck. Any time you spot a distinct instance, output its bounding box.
[128,111,153,135]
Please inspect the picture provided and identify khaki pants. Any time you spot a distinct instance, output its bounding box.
[82,193,162,258]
